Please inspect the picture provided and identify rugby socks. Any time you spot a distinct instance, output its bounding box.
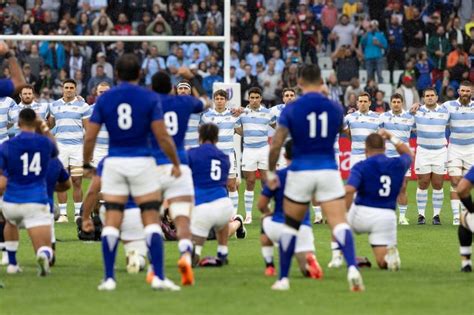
[36,246,52,262]
[0,221,5,261]
[398,205,407,216]
[59,203,67,216]
[145,224,165,280]
[5,241,18,266]
[333,223,357,268]
[178,239,193,265]
[74,202,82,216]
[331,241,341,259]
[261,246,274,267]
[229,191,239,213]
[194,245,203,257]
[217,245,228,261]
[244,190,254,216]
[451,199,460,219]
[313,206,322,218]
[101,226,119,280]
[432,189,444,217]
[416,188,428,216]
[278,225,298,279]
[459,225,472,267]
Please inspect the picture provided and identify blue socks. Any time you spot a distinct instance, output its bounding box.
[333,223,357,268]
[145,224,165,280]
[101,226,119,280]
[5,241,19,266]
[217,245,228,262]
[278,225,298,279]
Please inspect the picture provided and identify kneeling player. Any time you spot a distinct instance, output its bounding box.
[258,140,322,278]
[345,130,413,270]
[455,166,474,272]
[188,124,234,266]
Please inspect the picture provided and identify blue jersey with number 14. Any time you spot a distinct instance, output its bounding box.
[278,92,343,171]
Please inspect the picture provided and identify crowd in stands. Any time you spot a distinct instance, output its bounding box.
[0,0,473,110]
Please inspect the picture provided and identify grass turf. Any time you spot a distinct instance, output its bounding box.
[0,180,473,315]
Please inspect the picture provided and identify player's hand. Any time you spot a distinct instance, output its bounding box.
[171,165,181,178]
[378,128,392,140]
[266,171,280,190]
[230,107,244,117]
[409,103,420,114]
[0,41,9,56]
[82,217,95,233]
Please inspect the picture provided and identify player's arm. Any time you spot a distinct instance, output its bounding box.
[378,128,414,160]
[235,126,243,136]
[56,178,71,192]
[0,175,6,195]
[257,194,272,217]
[458,168,474,213]
[151,120,181,176]
[4,50,26,93]
[81,174,101,232]
[269,125,288,174]
[83,122,100,166]
[47,114,55,129]
[344,185,357,210]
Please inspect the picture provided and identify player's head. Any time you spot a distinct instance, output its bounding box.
[213,89,228,111]
[282,88,296,104]
[115,53,141,82]
[422,87,438,106]
[283,139,293,162]
[62,79,77,99]
[177,80,192,95]
[365,133,385,157]
[18,107,37,131]
[198,123,219,144]
[390,93,404,113]
[297,64,322,89]
[458,80,472,105]
[151,71,172,94]
[20,85,35,105]
[357,92,371,113]
[96,82,111,97]
[248,87,262,109]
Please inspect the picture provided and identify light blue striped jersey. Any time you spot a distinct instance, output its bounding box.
[8,102,50,136]
[0,97,15,143]
[240,105,276,148]
[379,110,415,157]
[270,103,285,121]
[185,113,202,149]
[443,99,474,147]
[200,108,241,155]
[49,98,91,145]
[90,103,109,150]
[344,110,380,155]
[413,105,450,150]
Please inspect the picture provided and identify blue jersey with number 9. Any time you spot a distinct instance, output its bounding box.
[278,92,343,171]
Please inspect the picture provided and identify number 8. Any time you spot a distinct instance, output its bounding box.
[117,103,132,130]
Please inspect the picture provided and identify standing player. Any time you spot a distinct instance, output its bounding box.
[268,65,364,291]
[411,88,450,225]
[379,94,415,225]
[90,82,111,167]
[345,130,413,270]
[188,123,234,266]
[49,79,91,223]
[180,80,202,149]
[258,140,323,279]
[238,87,276,224]
[9,85,49,136]
[456,165,474,272]
[343,92,381,168]
[83,54,181,291]
[2,108,57,276]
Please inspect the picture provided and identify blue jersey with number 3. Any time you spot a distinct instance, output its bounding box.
[90,83,163,157]
[187,143,230,205]
[278,92,343,171]
[150,94,203,165]
[347,154,411,210]
[0,132,58,204]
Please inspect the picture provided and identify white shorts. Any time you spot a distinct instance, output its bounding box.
[350,154,365,169]
[347,204,397,246]
[262,217,314,253]
[102,157,159,197]
[3,202,51,229]
[415,146,447,175]
[241,146,269,172]
[156,164,194,199]
[58,143,83,168]
[285,170,345,204]
[120,208,145,241]
[447,145,474,176]
[91,146,108,168]
[191,197,234,238]
[228,153,237,177]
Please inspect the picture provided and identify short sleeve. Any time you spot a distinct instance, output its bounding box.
[192,97,204,114]
[48,103,55,118]
[465,167,474,184]
[398,154,412,171]
[234,116,241,128]
[347,163,363,189]
[269,113,277,125]
[343,115,349,130]
[82,103,92,119]
[278,107,290,129]
[89,98,103,124]
[96,159,105,177]
[0,79,14,97]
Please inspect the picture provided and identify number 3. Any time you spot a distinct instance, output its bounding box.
[379,175,391,197]
[117,103,132,130]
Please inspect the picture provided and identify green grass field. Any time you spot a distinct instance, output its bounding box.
[1,180,473,315]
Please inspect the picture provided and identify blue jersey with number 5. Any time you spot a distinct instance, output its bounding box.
[0,132,58,204]
[347,153,411,210]
[187,143,230,205]
[278,92,343,171]
[90,83,163,157]
[150,94,203,165]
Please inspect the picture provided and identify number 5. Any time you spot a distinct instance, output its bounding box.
[210,159,221,181]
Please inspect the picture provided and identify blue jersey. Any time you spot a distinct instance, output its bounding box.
[46,158,69,213]
[96,158,136,209]
[151,94,203,165]
[0,132,58,204]
[90,83,164,157]
[347,153,412,210]
[0,79,14,97]
[261,167,310,226]
[278,92,343,171]
[464,166,474,183]
[187,143,230,206]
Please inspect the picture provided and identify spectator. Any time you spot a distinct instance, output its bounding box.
[397,58,417,87]
[38,87,53,103]
[447,45,469,69]
[92,10,114,35]
[186,42,210,61]
[202,64,223,98]
[326,73,343,103]
[282,63,299,89]
[35,65,54,94]
[283,35,301,62]
[464,12,474,36]
[321,0,338,50]
[74,70,85,97]
[42,0,60,22]
[229,66,238,83]
[129,0,153,28]
[395,76,420,109]
[23,43,44,79]
[57,19,72,35]
[246,45,266,76]
[22,63,38,88]
[207,3,223,35]
[468,43,474,82]
[415,51,432,96]
[344,77,362,106]
[239,63,260,103]
[403,7,425,58]
[198,61,209,79]
[448,16,468,48]
[87,65,113,96]
[52,69,69,99]
[136,12,152,35]
[75,1,94,25]
[167,46,190,84]
[299,11,321,65]
[364,79,378,101]
[258,59,281,107]
[360,20,388,83]
[5,0,25,23]
[39,41,66,71]
[272,50,285,74]
[330,14,357,50]
[75,12,91,35]
[68,46,85,80]
[38,11,57,34]
[263,30,282,60]
[1,13,19,35]
[146,15,173,56]
[370,90,390,113]
[141,46,166,87]
[345,91,358,113]
[114,13,132,36]
[169,7,186,36]
[91,52,113,79]
[427,25,451,83]
[387,15,404,83]
[449,55,470,83]
[332,45,360,88]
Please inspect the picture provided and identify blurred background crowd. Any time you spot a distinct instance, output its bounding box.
[0,0,473,111]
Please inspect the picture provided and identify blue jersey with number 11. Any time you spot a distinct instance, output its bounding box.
[278,92,343,171]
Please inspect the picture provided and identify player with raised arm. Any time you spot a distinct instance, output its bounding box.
[89,82,111,167]
[343,92,381,168]
[49,79,91,223]
[345,130,413,270]
[268,64,364,291]
[258,140,323,279]
[9,85,49,136]
[180,80,202,149]
[379,94,415,225]
[188,123,234,266]
[237,87,277,224]
[2,108,57,277]
[455,165,474,272]
[83,53,181,291]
